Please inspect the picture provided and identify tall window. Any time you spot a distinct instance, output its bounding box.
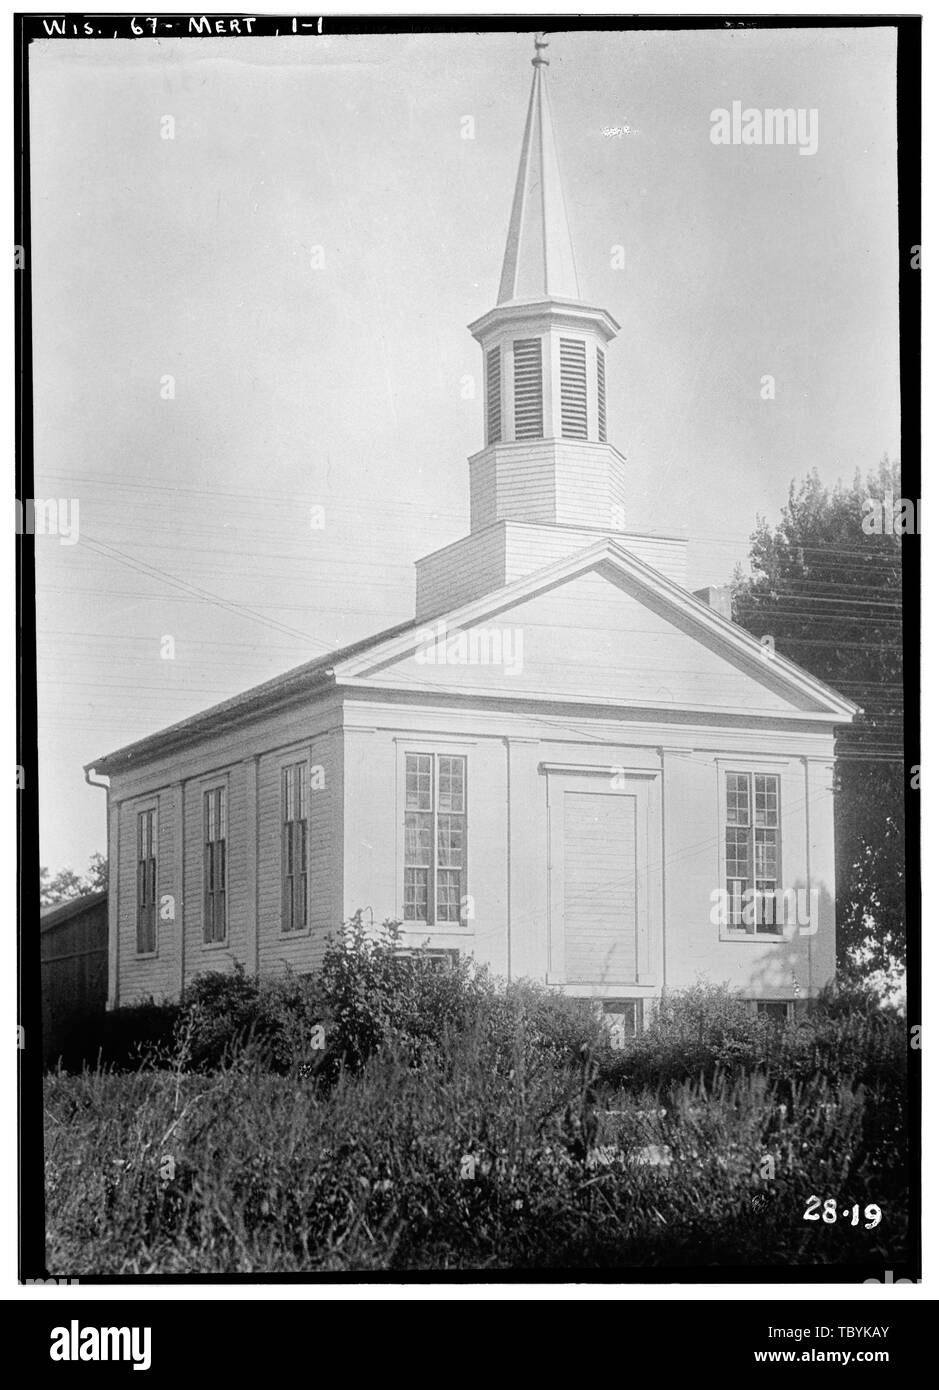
[203,786,227,944]
[596,346,607,442]
[513,338,543,439]
[282,762,309,932]
[136,808,157,954]
[725,772,781,933]
[559,337,588,439]
[404,753,466,924]
[485,346,501,444]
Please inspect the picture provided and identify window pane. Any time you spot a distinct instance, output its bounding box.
[754,774,779,827]
[754,828,778,881]
[436,868,463,921]
[218,788,227,839]
[404,867,428,920]
[405,811,433,866]
[437,813,464,868]
[725,826,750,879]
[438,756,465,813]
[726,878,748,928]
[298,763,308,820]
[405,754,433,810]
[726,773,750,826]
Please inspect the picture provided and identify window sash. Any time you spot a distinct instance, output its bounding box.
[282,763,309,932]
[136,809,156,954]
[724,772,781,933]
[404,753,466,925]
[203,788,228,943]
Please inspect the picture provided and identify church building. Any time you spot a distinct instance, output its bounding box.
[86,38,856,1027]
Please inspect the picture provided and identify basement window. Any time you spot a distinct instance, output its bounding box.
[394,948,460,974]
[755,1000,794,1025]
[601,998,641,1047]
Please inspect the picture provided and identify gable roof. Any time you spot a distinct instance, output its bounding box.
[85,617,418,774]
[41,890,108,934]
[333,538,860,721]
[86,539,857,776]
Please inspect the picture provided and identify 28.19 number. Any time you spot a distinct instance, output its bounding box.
[803,1196,881,1228]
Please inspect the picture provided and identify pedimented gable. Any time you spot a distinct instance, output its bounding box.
[335,545,857,721]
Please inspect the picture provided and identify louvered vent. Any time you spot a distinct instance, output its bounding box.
[485,347,502,444]
[560,338,588,439]
[513,338,543,439]
[597,347,607,442]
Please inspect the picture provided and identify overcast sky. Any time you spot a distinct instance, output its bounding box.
[29,26,899,871]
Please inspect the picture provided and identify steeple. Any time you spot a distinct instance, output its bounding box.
[497,34,581,304]
[412,36,689,621]
[466,34,621,511]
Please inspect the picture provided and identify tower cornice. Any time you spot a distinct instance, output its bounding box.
[468,298,620,345]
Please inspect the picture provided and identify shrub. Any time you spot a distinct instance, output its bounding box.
[48,999,181,1073]
[317,913,494,1074]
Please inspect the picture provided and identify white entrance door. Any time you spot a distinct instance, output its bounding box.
[563,791,638,984]
[545,767,660,987]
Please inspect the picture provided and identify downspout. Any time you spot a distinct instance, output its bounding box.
[83,764,110,849]
[84,763,113,1007]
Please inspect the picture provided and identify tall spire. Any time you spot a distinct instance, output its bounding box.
[497,33,581,304]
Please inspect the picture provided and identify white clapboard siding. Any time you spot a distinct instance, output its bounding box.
[563,791,637,983]
[415,518,690,620]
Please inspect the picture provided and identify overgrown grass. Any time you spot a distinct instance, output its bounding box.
[43,923,909,1273]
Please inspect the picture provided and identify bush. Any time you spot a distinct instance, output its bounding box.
[179,964,326,1075]
[48,999,181,1072]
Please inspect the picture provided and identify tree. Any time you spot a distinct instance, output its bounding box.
[731,458,906,978]
[40,853,109,909]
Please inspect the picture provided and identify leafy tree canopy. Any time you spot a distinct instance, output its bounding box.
[731,458,906,978]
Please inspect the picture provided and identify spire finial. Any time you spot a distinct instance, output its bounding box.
[532,32,549,67]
